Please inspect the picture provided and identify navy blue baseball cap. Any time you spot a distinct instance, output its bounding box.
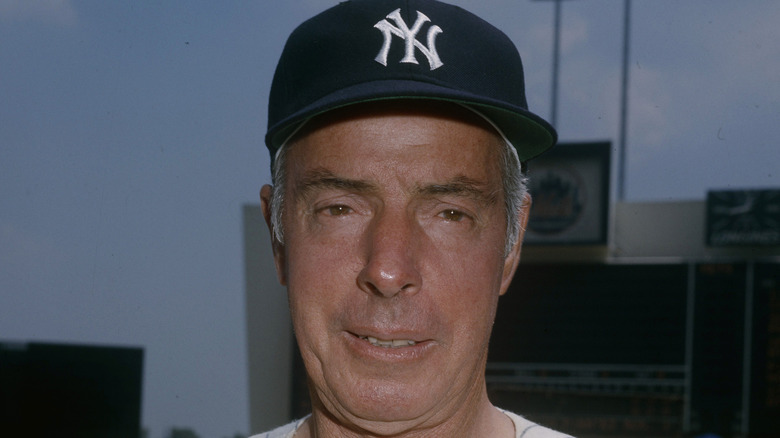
[266,0,556,162]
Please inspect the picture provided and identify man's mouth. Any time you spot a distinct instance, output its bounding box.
[359,335,417,348]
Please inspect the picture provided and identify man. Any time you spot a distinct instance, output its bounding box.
[254,1,570,437]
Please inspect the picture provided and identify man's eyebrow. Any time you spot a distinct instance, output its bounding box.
[415,176,499,205]
[294,168,378,199]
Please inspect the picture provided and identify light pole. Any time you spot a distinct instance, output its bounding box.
[532,0,567,127]
[532,0,633,202]
[617,0,631,202]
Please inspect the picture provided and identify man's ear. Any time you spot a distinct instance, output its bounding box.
[499,192,531,296]
[260,184,288,286]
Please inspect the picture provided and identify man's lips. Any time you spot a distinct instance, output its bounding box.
[343,331,435,362]
[358,335,416,348]
[347,331,429,349]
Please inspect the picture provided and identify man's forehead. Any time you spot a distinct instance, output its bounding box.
[281,102,506,196]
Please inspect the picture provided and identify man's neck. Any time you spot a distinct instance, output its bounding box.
[297,396,514,438]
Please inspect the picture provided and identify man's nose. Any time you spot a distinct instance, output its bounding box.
[357,209,422,298]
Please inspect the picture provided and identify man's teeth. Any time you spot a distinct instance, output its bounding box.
[360,336,416,348]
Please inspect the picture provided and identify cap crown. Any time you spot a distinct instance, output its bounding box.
[267,0,556,161]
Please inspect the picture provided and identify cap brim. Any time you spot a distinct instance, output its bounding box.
[266,79,557,162]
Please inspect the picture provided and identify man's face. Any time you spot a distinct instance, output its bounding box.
[263,102,526,433]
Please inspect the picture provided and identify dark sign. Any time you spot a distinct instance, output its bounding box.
[706,189,780,246]
[0,342,144,438]
[525,142,611,245]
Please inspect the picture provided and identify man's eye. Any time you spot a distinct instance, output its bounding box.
[439,209,466,222]
[323,205,353,216]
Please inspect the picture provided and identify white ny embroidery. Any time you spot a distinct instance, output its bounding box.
[374,8,444,70]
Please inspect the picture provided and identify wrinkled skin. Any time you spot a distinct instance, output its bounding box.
[261,102,529,438]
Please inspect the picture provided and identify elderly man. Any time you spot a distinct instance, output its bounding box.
[255,1,569,437]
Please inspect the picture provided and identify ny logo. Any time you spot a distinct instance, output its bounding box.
[374,9,444,71]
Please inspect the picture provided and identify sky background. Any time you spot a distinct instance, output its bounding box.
[1,0,778,437]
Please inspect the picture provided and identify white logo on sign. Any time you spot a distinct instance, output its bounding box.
[374,9,444,70]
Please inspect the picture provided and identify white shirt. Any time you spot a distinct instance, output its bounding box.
[250,410,573,438]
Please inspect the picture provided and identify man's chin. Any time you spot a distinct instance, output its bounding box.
[316,381,449,433]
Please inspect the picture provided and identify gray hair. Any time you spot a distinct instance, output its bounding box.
[269,138,528,257]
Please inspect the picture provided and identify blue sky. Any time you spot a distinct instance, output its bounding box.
[1,1,778,437]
